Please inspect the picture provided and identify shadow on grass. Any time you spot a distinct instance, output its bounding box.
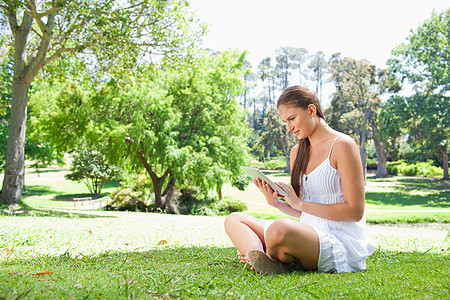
[1,246,448,299]
[366,190,450,208]
[30,168,68,174]
[368,176,450,192]
[0,202,112,219]
[22,185,58,197]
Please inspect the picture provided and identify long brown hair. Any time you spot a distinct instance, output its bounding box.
[277,86,324,197]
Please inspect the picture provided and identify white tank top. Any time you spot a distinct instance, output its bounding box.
[301,135,343,206]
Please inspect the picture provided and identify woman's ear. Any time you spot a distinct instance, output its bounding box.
[307,104,317,117]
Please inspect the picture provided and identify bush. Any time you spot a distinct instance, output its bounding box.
[108,172,153,212]
[65,147,122,196]
[232,175,252,191]
[215,196,248,215]
[174,189,217,215]
[264,158,286,170]
[386,160,443,177]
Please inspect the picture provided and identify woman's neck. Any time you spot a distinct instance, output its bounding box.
[308,118,336,146]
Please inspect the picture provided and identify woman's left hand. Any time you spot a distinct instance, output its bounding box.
[276,182,302,210]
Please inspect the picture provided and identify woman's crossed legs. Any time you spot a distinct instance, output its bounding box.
[224,212,320,272]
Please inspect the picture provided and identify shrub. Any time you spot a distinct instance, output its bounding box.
[215,196,248,215]
[386,160,443,177]
[416,160,443,177]
[386,162,399,175]
[232,175,252,191]
[264,158,286,170]
[65,147,122,196]
[174,188,217,215]
[108,172,153,212]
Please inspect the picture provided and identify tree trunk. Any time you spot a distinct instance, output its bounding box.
[374,138,388,178]
[152,179,164,212]
[1,80,30,205]
[162,175,176,212]
[360,123,367,183]
[217,185,223,200]
[298,63,302,85]
[438,144,449,180]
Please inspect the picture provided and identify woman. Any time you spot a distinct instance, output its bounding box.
[224,85,375,274]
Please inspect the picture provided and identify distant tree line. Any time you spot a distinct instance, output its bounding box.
[241,9,449,180]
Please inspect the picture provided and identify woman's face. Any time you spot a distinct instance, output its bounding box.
[278,104,315,139]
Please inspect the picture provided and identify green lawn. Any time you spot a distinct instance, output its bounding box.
[0,211,448,299]
[0,166,449,299]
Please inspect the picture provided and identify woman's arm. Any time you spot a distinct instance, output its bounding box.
[253,179,302,218]
[280,136,365,222]
[252,144,302,219]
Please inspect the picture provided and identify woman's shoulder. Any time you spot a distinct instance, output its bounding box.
[333,133,360,159]
[335,133,357,148]
[290,143,299,156]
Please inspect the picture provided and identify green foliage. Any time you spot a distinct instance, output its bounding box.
[173,189,216,215]
[231,174,252,191]
[387,9,450,179]
[389,8,449,92]
[0,34,12,170]
[250,143,264,161]
[215,196,248,215]
[386,160,443,177]
[255,108,296,165]
[65,146,122,196]
[29,50,251,211]
[109,173,153,212]
[264,158,286,170]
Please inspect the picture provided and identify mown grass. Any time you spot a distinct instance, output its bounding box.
[1,246,448,299]
[0,165,449,298]
[0,212,448,299]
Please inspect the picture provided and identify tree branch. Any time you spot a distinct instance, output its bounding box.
[5,5,19,35]
[26,0,46,33]
[43,46,76,66]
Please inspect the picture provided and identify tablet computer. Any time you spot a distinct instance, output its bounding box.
[240,166,288,196]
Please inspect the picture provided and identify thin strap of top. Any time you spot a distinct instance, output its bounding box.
[328,135,340,158]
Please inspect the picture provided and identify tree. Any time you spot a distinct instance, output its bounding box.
[288,47,308,86]
[328,55,388,179]
[275,47,291,91]
[256,108,297,173]
[308,51,329,106]
[0,0,206,205]
[30,51,251,212]
[0,34,12,171]
[388,8,449,179]
[258,57,272,108]
[65,145,121,197]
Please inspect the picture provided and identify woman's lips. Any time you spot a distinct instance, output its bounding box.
[294,130,300,135]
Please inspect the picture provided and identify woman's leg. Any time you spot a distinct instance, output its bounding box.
[265,218,320,271]
[224,212,267,257]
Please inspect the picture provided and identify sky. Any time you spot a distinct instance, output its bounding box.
[189,0,449,106]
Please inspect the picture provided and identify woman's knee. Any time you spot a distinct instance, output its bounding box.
[224,212,245,233]
[265,218,294,246]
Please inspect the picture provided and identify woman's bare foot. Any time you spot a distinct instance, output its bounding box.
[237,250,256,270]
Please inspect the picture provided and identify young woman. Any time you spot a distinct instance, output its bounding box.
[224,85,375,274]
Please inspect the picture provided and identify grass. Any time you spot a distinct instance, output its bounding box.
[1,247,448,299]
[0,213,448,299]
[0,165,449,298]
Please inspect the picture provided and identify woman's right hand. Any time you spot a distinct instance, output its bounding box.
[253,178,279,207]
